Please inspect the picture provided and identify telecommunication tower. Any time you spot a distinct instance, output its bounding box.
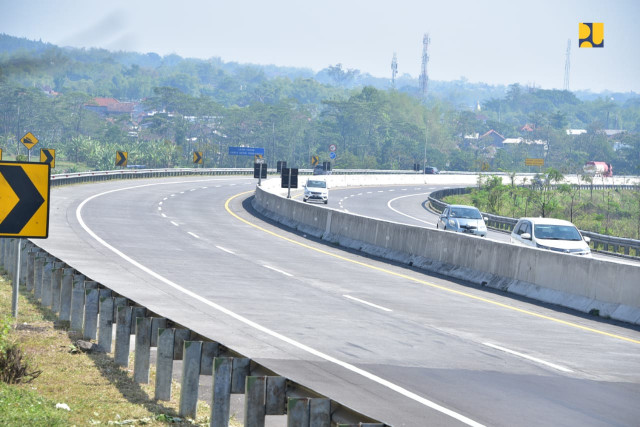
[391,52,398,88]
[563,39,571,91]
[419,33,430,100]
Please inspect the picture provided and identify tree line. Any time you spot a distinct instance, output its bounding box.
[0,34,638,174]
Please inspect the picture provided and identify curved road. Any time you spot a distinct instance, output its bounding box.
[37,176,640,427]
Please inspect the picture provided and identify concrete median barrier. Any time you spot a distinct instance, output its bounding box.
[254,175,640,325]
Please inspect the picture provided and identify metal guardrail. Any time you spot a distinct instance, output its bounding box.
[23,168,392,426]
[428,187,640,258]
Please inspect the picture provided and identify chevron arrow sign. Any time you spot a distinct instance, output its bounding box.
[0,161,50,238]
[115,151,128,167]
[40,148,56,168]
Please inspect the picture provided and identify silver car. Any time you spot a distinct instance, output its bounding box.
[437,205,488,237]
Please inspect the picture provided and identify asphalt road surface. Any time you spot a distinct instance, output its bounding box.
[36,176,640,427]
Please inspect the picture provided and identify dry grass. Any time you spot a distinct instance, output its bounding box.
[0,271,241,426]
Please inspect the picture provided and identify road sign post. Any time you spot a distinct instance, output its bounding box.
[1,161,50,318]
[115,151,128,167]
[40,149,55,168]
[0,161,50,238]
[281,167,298,198]
[21,132,39,162]
[229,147,265,156]
[253,160,267,185]
[193,151,203,167]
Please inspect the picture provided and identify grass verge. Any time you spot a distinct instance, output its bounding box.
[0,270,240,426]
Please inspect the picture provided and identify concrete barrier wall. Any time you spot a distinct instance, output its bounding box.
[255,175,640,325]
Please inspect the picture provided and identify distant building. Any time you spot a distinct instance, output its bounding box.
[479,129,505,146]
[85,97,135,116]
[566,129,587,135]
[520,123,535,132]
[600,129,626,137]
[502,137,547,149]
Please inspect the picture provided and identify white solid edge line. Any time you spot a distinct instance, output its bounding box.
[263,265,294,277]
[216,245,236,255]
[343,295,392,312]
[188,232,199,239]
[387,193,436,226]
[482,342,573,373]
[75,182,485,427]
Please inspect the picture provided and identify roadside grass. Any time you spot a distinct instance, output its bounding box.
[0,271,238,426]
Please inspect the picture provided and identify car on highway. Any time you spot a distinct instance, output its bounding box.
[313,165,331,175]
[436,204,488,237]
[303,178,329,204]
[510,217,592,256]
[424,166,439,174]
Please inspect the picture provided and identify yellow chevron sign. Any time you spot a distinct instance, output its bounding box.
[40,149,56,168]
[115,151,128,167]
[0,161,50,238]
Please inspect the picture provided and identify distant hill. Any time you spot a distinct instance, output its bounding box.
[0,33,637,109]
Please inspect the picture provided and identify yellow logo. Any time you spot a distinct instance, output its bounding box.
[579,23,604,48]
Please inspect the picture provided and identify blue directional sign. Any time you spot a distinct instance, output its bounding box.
[228,146,265,156]
[329,152,336,160]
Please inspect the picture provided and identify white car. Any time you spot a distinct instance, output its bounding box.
[437,205,488,237]
[510,217,592,256]
[303,178,328,204]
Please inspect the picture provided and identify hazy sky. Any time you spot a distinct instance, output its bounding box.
[1,0,638,93]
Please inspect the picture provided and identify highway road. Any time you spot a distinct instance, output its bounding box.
[37,176,640,427]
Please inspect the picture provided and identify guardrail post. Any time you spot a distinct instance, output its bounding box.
[265,376,286,415]
[40,257,54,307]
[83,283,99,340]
[134,317,152,384]
[287,398,331,427]
[309,398,331,427]
[179,340,202,418]
[200,341,219,376]
[231,357,251,394]
[98,294,114,353]
[51,261,65,314]
[287,398,309,426]
[33,254,45,300]
[59,268,74,322]
[173,328,191,360]
[70,274,86,332]
[244,376,266,427]
[150,317,167,347]
[26,248,39,292]
[113,296,128,322]
[155,327,175,401]
[115,305,132,367]
[131,307,146,333]
[20,241,30,285]
[211,357,232,427]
